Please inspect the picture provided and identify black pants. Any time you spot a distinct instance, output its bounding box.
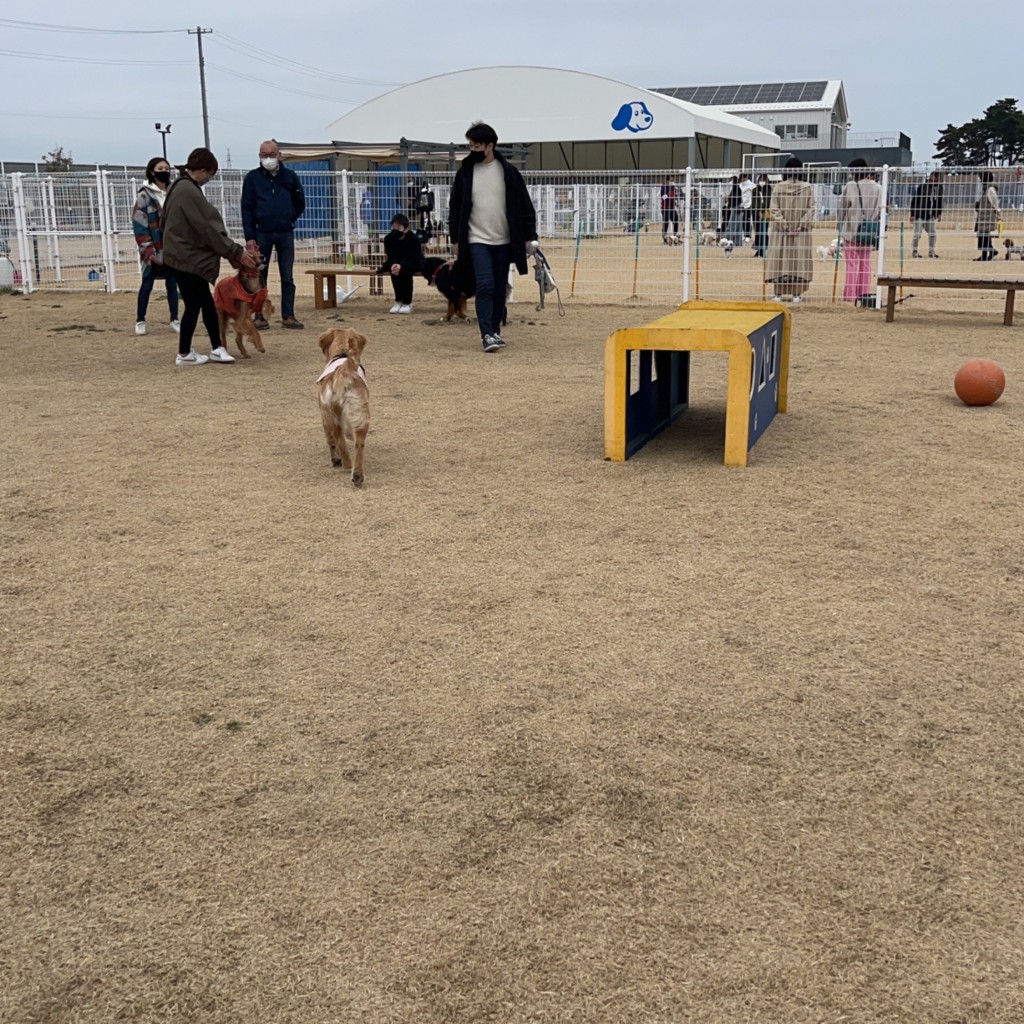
[661,209,679,235]
[174,269,220,355]
[389,271,414,304]
[976,234,996,260]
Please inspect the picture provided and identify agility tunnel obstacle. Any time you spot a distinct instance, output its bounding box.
[604,300,792,468]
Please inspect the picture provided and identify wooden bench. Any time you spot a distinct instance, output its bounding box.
[877,276,1023,326]
[306,267,384,309]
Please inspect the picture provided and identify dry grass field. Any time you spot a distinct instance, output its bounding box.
[2,284,1023,1024]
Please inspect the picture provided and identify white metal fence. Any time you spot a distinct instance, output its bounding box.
[2,166,1021,312]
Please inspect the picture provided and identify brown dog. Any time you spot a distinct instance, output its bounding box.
[214,269,274,358]
[420,257,472,321]
[317,328,370,487]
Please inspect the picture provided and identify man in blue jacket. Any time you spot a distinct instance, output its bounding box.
[241,140,306,329]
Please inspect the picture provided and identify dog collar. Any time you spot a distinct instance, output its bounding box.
[430,263,446,286]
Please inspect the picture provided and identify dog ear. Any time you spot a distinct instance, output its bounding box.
[318,329,338,357]
[345,331,368,360]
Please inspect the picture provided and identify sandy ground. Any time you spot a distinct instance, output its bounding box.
[2,285,1023,1024]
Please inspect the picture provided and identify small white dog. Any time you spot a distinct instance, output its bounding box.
[700,230,718,247]
[816,238,842,260]
[719,239,734,257]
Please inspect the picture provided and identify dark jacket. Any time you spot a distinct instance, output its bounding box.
[162,176,244,283]
[241,163,306,239]
[910,182,943,220]
[378,229,423,276]
[448,152,537,275]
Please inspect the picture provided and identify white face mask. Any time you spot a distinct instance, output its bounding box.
[261,157,279,172]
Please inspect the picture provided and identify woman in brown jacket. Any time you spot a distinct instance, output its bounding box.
[162,148,258,365]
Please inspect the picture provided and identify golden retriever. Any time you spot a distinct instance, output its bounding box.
[214,269,274,359]
[316,328,370,487]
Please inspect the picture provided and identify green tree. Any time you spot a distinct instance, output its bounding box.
[934,98,1024,165]
[41,146,74,172]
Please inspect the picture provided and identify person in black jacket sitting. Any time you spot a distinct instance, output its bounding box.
[379,215,422,314]
[241,140,306,329]
[448,122,537,353]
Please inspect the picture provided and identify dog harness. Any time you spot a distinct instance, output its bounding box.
[317,356,368,385]
[214,274,268,316]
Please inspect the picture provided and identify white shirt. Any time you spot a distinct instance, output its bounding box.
[468,161,510,246]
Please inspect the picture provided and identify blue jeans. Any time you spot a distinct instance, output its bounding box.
[136,267,179,323]
[468,242,511,338]
[255,230,296,319]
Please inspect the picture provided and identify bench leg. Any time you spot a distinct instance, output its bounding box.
[312,274,325,311]
[1005,289,1015,327]
[885,285,896,322]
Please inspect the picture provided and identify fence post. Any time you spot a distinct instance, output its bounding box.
[341,169,353,290]
[11,173,33,293]
[876,164,890,309]
[43,176,63,284]
[682,167,693,302]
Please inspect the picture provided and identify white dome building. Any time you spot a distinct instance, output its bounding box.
[311,67,780,171]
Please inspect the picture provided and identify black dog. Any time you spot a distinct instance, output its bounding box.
[420,256,474,321]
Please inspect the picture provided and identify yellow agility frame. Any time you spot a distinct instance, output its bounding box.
[604,300,792,467]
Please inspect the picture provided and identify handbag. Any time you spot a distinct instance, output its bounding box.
[854,182,880,248]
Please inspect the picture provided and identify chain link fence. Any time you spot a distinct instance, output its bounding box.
[2,166,1021,312]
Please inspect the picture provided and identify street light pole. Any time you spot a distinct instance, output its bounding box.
[155,123,172,162]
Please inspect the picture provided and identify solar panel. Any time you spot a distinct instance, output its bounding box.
[653,81,833,107]
[799,81,828,102]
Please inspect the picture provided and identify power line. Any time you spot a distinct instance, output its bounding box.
[0,47,190,65]
[211,32,400,88]
[205,63,360,105]
[0,18,183,34]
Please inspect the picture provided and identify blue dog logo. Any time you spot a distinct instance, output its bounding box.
[611,101,654,134]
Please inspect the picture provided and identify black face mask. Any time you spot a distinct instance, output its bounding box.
[153,171,171,184]
[465,151,486,165]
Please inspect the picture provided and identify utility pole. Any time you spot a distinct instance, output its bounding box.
[188,27,212,150]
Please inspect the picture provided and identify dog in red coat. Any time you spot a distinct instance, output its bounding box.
[214,263,274,359]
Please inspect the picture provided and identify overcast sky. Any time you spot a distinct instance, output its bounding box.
[1,1,1018,169]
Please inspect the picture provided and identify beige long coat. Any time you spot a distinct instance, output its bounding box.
[766,179,815,296]
[975,186,1000,234]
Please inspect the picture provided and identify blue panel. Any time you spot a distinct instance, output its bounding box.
[290,159,332,240]
[747,314,784,450]
[624,349,691,458]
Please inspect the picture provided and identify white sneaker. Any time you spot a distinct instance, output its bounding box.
[135,321,146,336]
[398,304,413,314]
[208,346,236,364]
[169,320,181,333]
[175,350,208,366]
[389,303,402,314]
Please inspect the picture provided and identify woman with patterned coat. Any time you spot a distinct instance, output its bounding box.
[131,156,179,336]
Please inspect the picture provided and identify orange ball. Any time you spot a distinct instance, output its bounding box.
[954,359,1005,406]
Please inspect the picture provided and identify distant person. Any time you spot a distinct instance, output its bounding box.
[974,171,1000,261]
[739,172,755,235]
[448,121,538,354]
[660,175,680,243]
[131,156,179,336]
[751,173,772,257]
[910,171,943,258]
[241,140,306,330]
[838,158,883,304]
[379,214,422,314]
[766,158,815,302]
[721,175,743,243]
[162,147,258,366]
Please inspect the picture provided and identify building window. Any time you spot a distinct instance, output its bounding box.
[774,124,819,141]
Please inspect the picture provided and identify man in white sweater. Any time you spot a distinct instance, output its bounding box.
[448,122,538,353]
